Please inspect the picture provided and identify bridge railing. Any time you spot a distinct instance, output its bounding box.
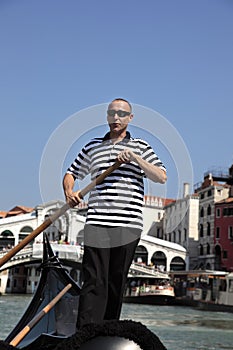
[129,262,168,277]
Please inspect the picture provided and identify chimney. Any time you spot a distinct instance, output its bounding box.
[183,183,190,198]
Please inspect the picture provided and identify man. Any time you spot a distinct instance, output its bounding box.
[63,98,167,328]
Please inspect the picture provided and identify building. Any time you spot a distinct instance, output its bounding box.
[194,166,233,270]
[215,194,233,271]
[162,183,199,270]
[143,195,175,238]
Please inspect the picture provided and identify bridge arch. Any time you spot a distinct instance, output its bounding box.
[20,226,33,233]
[134,245,148,264]
[19,226,34,243]
[0,230,15,249]
[170,256,186,271]
[151,251,167,270]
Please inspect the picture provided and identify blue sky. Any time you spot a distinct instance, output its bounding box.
[1,0,233,210]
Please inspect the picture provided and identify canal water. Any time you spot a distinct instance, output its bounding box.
[0,295,233,349]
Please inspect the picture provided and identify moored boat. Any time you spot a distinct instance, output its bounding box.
[171,270,233,313]
[123,273,175,305]
[196,272,233,313]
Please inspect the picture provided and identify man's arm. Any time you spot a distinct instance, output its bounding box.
[117,149,167,184]
[63,173,82,207]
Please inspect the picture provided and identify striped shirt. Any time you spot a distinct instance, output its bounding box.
[66,131,166,230]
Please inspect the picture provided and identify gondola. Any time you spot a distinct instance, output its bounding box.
[4,234,80,350]
[2,235,167,350]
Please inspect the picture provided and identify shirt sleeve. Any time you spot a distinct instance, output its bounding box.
[66,145,91,180]
[140,141,166,173]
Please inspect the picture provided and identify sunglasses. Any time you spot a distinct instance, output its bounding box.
[107,109,131,118]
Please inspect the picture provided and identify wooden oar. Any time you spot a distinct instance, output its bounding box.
[9,283,72,347]
[0,161,121,269]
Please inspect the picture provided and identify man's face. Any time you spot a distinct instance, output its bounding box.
[107,100,133,134]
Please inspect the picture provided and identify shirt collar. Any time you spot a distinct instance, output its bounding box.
[103,131,131,143]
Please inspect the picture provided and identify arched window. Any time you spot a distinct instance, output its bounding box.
[207,222,211,236]
[200,207,204,217]
[206,243,210,255]
[200,224,203,238]
[207,205,211,216]
[178,230,181,243]
[184,228,187,242]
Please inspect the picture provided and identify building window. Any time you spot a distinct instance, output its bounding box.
[206,243,210,255]
[223,250,228,259]
[229,280,233,293]
[223,207,233,216]
[172,231,175,242]
[178,230,181,243]
[222,207,233,216]
[207,205,211,216]
[207,189,212,197]
[200,207,204,217]
[216,227,220,239]
[200,193,205,199]
[199,244,204,255]
[216,208,221,218]
[184,228,187,242]
[200,224,204,238]
[228,226,233,240]
[207,222,211,236]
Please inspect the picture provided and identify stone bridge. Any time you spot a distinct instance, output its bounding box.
[0,234,187,273]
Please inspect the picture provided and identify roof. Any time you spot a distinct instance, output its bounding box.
[0,211,7,218]
[141,234,186,253]
[0,205,34,218]
[144,195,176,208]
[216,197,233,204]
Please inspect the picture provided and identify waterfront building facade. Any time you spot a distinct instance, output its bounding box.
[195,173,230,270]
[162,184,199,270]
[215,195,233,271]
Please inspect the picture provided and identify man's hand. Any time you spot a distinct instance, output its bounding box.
[117,148,136,163]
[117,148,167,184]
[65,190,82,208]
